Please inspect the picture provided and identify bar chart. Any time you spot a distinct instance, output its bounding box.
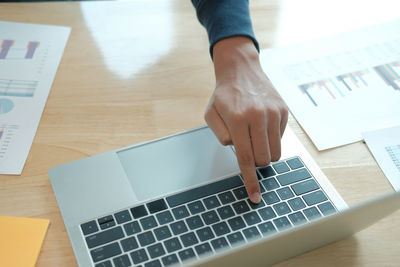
[0,79,38,97]
[0,39,40,60]
[297,61,400,107]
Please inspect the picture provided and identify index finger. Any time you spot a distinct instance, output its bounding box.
[230,123,261,203]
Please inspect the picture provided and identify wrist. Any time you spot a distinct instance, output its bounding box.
[212,36,261,83]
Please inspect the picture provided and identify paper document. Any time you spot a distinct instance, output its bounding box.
[0,21,70,174]
[363,125,400,191]
[260,19,400,150]
[0,216,50,267]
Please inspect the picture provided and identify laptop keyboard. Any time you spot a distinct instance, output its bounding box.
[80,156,337,267]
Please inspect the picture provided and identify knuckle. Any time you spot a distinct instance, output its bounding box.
[271,150,281,162]
[220,134,231,146]
[238,152,253,166]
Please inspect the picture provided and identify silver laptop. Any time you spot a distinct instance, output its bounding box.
[49,125,400,267]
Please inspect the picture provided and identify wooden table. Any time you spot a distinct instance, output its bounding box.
[0,1,399,266]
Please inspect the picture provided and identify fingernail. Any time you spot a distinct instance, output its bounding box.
[251,192,261,203]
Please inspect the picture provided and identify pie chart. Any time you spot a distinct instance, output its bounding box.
[0,99,14,114]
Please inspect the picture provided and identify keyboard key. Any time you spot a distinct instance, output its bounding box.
[186,215,204,230]
[211,237,229,250]
[203,196,221,209]
[258,166,276,178]
[90,242,122,263]
[137,231,156,247]
[212,221,230,236]
[262,191,280,205]
[172,205,190,220]
[147,243,165,259]
[276,187,294,200]
[291,179,319,195]
[130,249,148,264]
[164,237,182,253]
[228,216,246,231]
[154,226,172,241]
[188,200,206,215]
[201,210,220,225]
[123,221,141,236]
[227,231,245,245]
[180,232,199,247]
[140,216,158,230]
[247,199,266,209]
[258,207,276,221]
[147,199,168,214]
[161,254,179,266]
[170,220,188,235]
[318,202,336,216]
[81,220,99,235]
[272,162,290,174]
[217,205,235,219]
[288,212,307,225]
[121,236,139,252]
[258,221,277,236]
[195,242,212,256]
[262,178,279,191]
[218,191,235,204]
[179,248,196,262]
[287,157,304,169]
[303,190,328,205]
[95,261,112,267]
[233,186,248,200]
[86,226,124,249]
[131,205,148,219]
[114,210,132,224]
[243,226,261,240]
[166,175,243,207]
[232,201,250,214]
[156,210,174,225]
[243,211,261,226]
[196,226,215,242]
[303,207,322,220]
[277,168,312,186]
[145,259,162,267]
[273,217,292,231]
[98,215,115,230]
[273,202,292,216]
[113,254,131,267]
[288,197,306,211]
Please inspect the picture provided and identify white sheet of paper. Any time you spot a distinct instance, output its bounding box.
[363,126,400,191]
[260,19,400,150]
[0,21,70,174]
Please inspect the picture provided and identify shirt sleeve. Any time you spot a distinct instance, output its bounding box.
[191,0,259,58]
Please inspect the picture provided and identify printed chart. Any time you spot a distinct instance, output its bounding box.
[261,19,400,150]
[0,21,70,174]
[386,145,400,172]
[363,126,400,191]
[0,79,38,97]
[0,39,40,60]
[298,61,399,107]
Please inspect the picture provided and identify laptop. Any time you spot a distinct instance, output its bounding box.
[49,125,400,267]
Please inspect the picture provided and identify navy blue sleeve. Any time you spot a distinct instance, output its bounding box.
[192,0,259,58]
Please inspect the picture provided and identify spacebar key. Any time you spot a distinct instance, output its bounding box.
[167,175,243,207]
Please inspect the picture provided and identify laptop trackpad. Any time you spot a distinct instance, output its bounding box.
[117,127,240,202]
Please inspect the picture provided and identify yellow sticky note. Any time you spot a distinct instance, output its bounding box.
[0,216,50,267]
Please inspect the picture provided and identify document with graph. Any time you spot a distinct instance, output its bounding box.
[0,21,70,174]
[260,19,400,150]
[363,125,400,191]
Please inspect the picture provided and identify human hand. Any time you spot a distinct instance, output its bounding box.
[205,37,288,203]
